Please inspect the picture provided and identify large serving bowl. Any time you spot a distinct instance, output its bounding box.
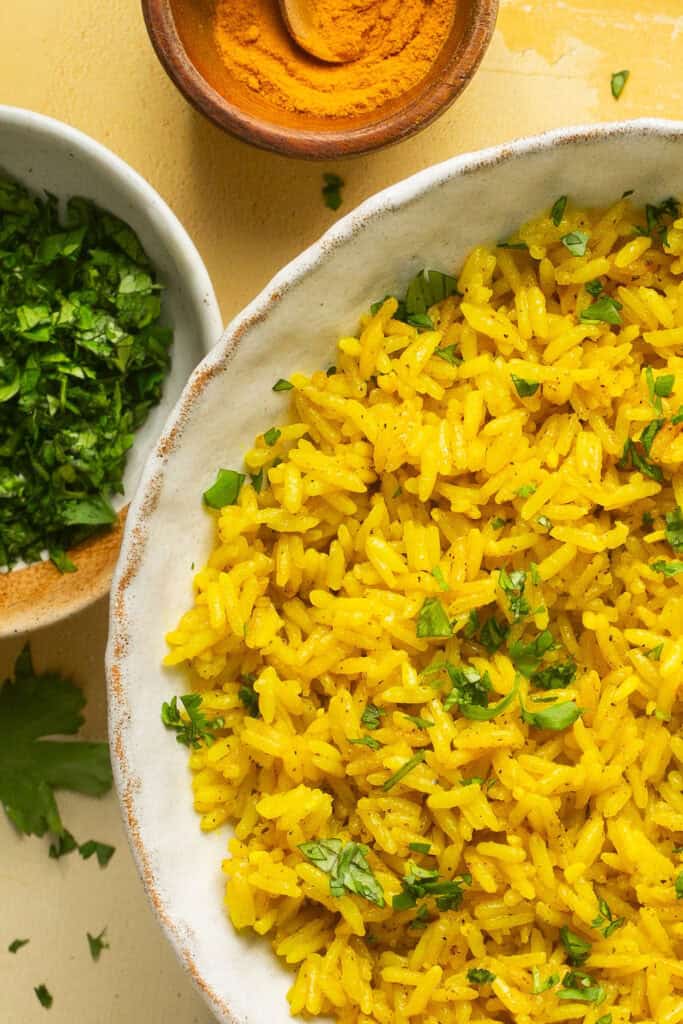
[107,120,683,1024]
[0,106,222,637]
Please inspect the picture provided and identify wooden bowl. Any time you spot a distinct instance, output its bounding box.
[142,0,499,159]
[0,106,222,638]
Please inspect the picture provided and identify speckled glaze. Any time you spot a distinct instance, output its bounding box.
[0,106,222,637]
[107,120,683,1024]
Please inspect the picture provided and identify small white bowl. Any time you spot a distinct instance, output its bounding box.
[0,106,222,638]
[107,119,683,1024]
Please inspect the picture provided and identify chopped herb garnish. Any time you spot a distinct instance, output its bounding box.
[272,378,293,392]
[580,296,622,325]
[49,830,79,859]
[491,517,507,530]
[161,694,225,748]
[299,839,385,906]
[509,629,555,676]
[403,713,434,729]
[250,468,264,493]
[642,511,654,530]
[0,645,112,844]
[464,609,480,639]
[0,178,172,571]
[78,840,116,868]
[349,735,382,750]
[322,173,344,211]
[467,968,496,984]
[434,344,461,365]
[530,659,577,690]
[409,842,432,854]
[264,426,281,447]
[551,196,568,226]
[532,968,559,994]
[673,405,683,424]
[665,506,683,552]
[520,698,582,731]
[585,279,604,297]
[238,676,260,718]
[34,984,53,1009]
[655,373,675,397]
[592,896,625,939]
[561,231,590,257]
[361,704,385,730]
[511,375,539,398]
[596,1016,613,1024]
[431,565,449,591]
[652,559,683,576]
[675,872,683,899]
[617,438,663,482]
[87,928,109,962]
[558,970,605,1005]
[560,926,591,966]
[460,776,484,787]
[611,69,629,99]
[8,938,29,953]
[516,483,537,498]
[646,643,663,660]
[444,664,491,711]
[499,568,530,621]
[641,419,664,455]
[203,468,245,509]
[382,750,426,792]
[497,240,528,250]
[393,863,472,912]
[478,617,509,653]
[416,597,453,638]
[377,269,459,330]
[409,905,431,930]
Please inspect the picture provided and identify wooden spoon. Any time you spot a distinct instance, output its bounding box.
[278,0,366,63]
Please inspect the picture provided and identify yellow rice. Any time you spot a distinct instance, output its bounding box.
[166,196,683,1023]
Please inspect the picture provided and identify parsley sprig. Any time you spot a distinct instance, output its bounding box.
[161,694,224,749]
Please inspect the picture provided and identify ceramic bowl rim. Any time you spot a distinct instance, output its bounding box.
[107,117,683,1023]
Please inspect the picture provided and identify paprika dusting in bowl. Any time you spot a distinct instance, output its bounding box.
[143,0,499,157]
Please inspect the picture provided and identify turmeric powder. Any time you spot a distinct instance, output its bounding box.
[212,0,455,119]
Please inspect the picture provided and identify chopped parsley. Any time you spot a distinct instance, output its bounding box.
[393,862,472,913]
[560,926,591,966]
[497,240,528,250]
[409,905,431,930]
[641,419,664,455]
[478,617,509,653]
[263,426,281,447]
[652,559,683,576]
[611,69,629,99]
[34,984,53,1009]
[250,468,264,493]
[646,366,675,412]
[580,296,622,325]
[491,516,507,530]
[511,374,539,398]
[467,968,496,984]
[322,173,344,211]
[585,278,604,297]
[382,750,426,791]
[203,469,245,509]
[646,643,663,660]
[532,968,559,994]
[79,840,116,868]
[498,568,530,621]
[675,872,683,899]
[521,698,582,731]
[0,177,172,571]
[403,713,434,730]
[404,269,458,327]
[298,838,384,906]
[87,928,109,962]
[416,597,453,638]
[350,735,381,750]
[0,645,112,845]
[8,938,29,953]
[516,483,537,498]
[361,704,385,730]
[272,378,293,392]
[431,565,449,591]
[558,970,605,1004]
[596,1016,613,1024]
[551,196,567,226]
[617,438,663,482]
[409,842,432,854]
[238,675,261,718]
[666,506,683,551]
[530,659,577,690]
[592,896,625,939]
[434,344,461,365]
[444,664,492,711]
[561,231,589,257]
[161,694,225,749]
[509,629,555,676]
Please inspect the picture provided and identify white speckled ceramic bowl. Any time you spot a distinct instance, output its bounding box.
[0,106,222,637]
[107,120,683,1024]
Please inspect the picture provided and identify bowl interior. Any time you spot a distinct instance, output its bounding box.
[109,122,683,1024]
[0,109,221,637]
[147,0,497,156]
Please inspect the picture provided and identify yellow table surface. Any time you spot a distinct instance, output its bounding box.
[2,0,682,1020]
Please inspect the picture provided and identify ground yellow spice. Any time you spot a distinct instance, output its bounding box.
[213,0,455,118]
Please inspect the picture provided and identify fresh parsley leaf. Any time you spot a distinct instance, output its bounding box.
[161,694,225,748]
[560,926,591,966]
[322,173,344,211]
[646,643,663,660]
[498,568,530,621]
[78,840,115,868]
[48,829,79,859]
[299,838,385,906]
[8,938,29,953]
[407,312,434,330]
[551,196,567,226]
[464,609,480,638]
[532,968,559,994]
[250,468,264,493]
[591,896,625,939]
[675,872,683,899]
[272,378,293,392]
[511,375,539,398]
[49,548,77,573]
[393,863,471,913]
[478,617,509,652]
[666,507,683,552]
[361,704,385,731]
[238,675,260,718]
[641,419,664,455]
[521,698,582,731]
[617,439,663,482]
[460,681,519,722]
[530,660,577,690]
[87,928,109,962]
[580,296,622,325]
[673,405,683,424]
[404,269,458,320]
[382,750,426,791]
[34,984,53,1009]
[509,630,555,676]
[416,597,452,638]
[434,344,461,365]
[655,373,675,397]
[596,1016,613,1024]
[203,469,245,509]
[558,970,605,1004]
[409,904,431,929]
[431,566,449,591]
[611,69,629,99]
[443,664,491,711]
[409,842,432,854]
[652,559,683,576]
[585,278,604,297]
[350,735,381,750]
[402,713,434,729]
[467,968,496,984]
[516,483,537,498]
[263,427,281,447]
[0,646,112,841]
[642,511,654,531]
[561,231,589,257]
